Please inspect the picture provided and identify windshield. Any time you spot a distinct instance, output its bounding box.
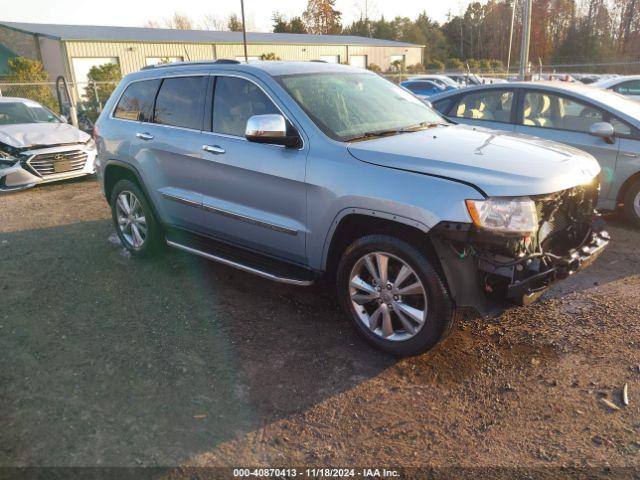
[276,72,445,141]
[0,101,60,126]
[583,87,640,123]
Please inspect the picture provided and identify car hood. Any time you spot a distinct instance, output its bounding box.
[0,123,89,149]
[347,124,601,197]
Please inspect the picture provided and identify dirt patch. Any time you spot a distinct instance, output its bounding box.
[1,179,639,471]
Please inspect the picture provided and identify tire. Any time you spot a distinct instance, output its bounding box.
[623,179,640,228]
[110,179,163,257]
[336,234,459,356]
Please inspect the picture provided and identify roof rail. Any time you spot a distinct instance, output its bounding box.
[141,59,241,70]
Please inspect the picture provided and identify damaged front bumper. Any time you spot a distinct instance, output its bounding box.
[431,218,610,318]
[0,144,97,193]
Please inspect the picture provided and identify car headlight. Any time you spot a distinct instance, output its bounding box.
[465,197,538,233]
[0,150,18,166]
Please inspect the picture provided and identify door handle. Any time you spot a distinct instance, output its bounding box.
[136,132,154,141]
[622,152,638,158]
[202,145,226,155]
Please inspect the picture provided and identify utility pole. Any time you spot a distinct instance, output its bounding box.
[240,0,248,63]
[506,0,516,74]
[519,0,532,80]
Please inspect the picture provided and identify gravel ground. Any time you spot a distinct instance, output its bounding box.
[1,178,639,475]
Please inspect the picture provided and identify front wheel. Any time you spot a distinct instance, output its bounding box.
[623,179,640,228]
[336,235,458,356]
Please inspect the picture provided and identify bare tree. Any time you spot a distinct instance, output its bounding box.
[202,14,227,31]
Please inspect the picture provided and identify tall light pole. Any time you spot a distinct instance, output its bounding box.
[519,0,532,80]
[506,0,516,74]
[240,0,249,63]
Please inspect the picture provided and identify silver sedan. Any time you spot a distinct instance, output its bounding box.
[430,82,640,226]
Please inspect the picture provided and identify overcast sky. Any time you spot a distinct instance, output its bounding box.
[2,0,475,31]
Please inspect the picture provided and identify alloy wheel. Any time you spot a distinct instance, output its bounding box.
[349,251,428,341]
[634,191,640,219]
[115,191,147,250]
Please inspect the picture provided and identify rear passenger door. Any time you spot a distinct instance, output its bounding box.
[197,74,308,263]
[126,75,209,231]
[514,90,619,197]
[445,89,516,132]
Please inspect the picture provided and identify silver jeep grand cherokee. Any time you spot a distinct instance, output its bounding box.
[95,61,609,356]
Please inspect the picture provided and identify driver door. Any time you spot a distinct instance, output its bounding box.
[514,90,619,197]
[195,74,309,264]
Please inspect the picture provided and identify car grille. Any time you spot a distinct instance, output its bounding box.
[535,182,598,253]
[28,150,88,177]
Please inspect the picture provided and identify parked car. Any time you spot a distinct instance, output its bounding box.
[0,97,97,192]
[408,75,460,90]
[430,82,640,226]
[591,75,640,101]
[95,61,609,356]
[400,80,448,98]
[445,72,483,86]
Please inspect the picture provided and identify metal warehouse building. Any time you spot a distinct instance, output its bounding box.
[0,21,423,90]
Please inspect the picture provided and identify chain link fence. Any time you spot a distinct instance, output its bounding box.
[0,80,119,132]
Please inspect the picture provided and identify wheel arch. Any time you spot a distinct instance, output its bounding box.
[103,160,162,224]
[616,169,640,207]
[322,210,444,281]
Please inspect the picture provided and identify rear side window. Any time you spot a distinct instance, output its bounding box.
[113,79,161,122]
[453,90,514,123]
[153,76,207,130]
[212,77,279,137]
[614,80,640,96]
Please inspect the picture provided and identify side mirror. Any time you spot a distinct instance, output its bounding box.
[589,122,615,144]
[422,99,433,108]
[59,115,69,123]
[245,114,301,148]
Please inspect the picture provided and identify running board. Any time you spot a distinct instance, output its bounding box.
[166,239,315,286]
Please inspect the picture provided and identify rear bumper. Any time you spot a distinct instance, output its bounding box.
[431,219,610,317]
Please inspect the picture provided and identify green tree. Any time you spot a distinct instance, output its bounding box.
[5,57,56,111]
[426,60,445,72]
[445,58,464,71]
[259,52,281,60]
[272,13,307,33]
[83,63,122,120]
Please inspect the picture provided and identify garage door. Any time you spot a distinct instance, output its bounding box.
[350,55,367,69]
[319,55,340,64]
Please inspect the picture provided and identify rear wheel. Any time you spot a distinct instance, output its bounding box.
[110,179,162,256]
[337,235,458,356]
[623,179,640,228]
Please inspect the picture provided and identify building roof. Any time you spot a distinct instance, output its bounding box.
[0,21,420,48]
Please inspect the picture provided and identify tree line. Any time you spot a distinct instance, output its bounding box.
[146,0,640,72]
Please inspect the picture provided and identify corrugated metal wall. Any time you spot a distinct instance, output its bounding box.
[63,41,423,77]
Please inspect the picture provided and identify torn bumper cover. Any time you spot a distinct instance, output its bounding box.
[0,160,42,192]
[430,185,610,317]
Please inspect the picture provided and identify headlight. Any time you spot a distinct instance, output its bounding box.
[465,197,538,233]
[0,150,17,166]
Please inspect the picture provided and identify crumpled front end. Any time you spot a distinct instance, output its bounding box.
[0,141,97,193]
[431,181,610,317]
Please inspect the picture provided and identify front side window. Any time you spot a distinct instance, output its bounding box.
[212,77,279,137]
[521,92,603,132]
[153,76,207,130]
[452,90,513,123]
[0,101,59,125]
[614,80,640,96]
[276,72,444,141]
[113,79,161,122]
